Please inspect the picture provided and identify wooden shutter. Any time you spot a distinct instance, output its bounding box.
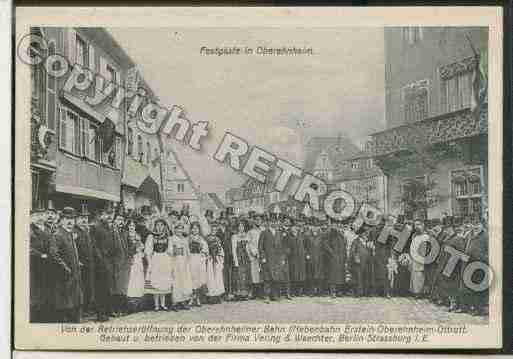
[67,28,76,65]
[82,118,89,158]
[59,107,67,149]
[99,56,108,79]
[88,44,95,72]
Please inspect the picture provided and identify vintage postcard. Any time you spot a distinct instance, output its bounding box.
[14,7,503,350]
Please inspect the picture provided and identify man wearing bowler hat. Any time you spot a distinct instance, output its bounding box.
[52,207,83,323]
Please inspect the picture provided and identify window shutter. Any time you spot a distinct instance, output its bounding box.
[82,118,89,158]
[68,28,76,65]
[59,108,67,149]
[99,56,108,79]
[68,113,75,153]
[116,137,123,169]
[73,114,80,154]
[88,44,95,72]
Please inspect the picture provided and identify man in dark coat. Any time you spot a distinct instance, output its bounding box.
[305,220,324,296]
[30,206,57,322]
[91,205,115,322]
[349,229,372,297]
[74,208,96,315]
[288,219,307,296]
[431,217,465,311]
[323,220,347,297]
[459,221,488,315]
[370,220,388,297]
[258,213,289,302]
[217,213,233,299]
[111,212,130,316]
[51,207,82,323]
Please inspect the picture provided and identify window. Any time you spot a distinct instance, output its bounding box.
[441,70,472,113]
[59,108,80,154]
[177,183,185,193]
[75,35,88,67]
[146,142,151,164]
[137,135,143,162]
[403,27,423,45]
[127,127,133,156]
[89,124,100,162]
[451,168,483,221]
[351,161,359,170]
[46,41,57,130]
[404,87,428,123]
[106,64,117,84]
[366,158,374,169]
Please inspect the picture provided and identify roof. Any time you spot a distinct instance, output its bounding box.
[207,193,225,210]
[303,135,361,172]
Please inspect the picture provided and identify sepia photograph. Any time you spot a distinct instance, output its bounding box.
[14,7,503,350]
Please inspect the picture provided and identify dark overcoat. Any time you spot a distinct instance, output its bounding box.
[287,231,307,283]
[305,231,324,280]
[91,221,115,296]
[51,227,82,310]
[30,224,57,310]
[74,225,96,306]
[432,231,465,299]
[460,228,488,305]
[349,237,372,294]
[371,225,389,291]
[258,228,289,282]
[112,229,131,295]
[323,228,347,285]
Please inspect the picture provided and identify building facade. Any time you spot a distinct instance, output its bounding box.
[31,27,133,213]
[199,192,226,218]
[121,74,163,213]
[372,26,488,220]
[304,135,388,213]
[225,176,287,215]
[161,148,201,216]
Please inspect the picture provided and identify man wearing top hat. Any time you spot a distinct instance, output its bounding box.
[74,206,96,316]
[258,212,289,302]
[51,207,83,323]
[45,200,59,235]
[287,216,307,297]
[30,203,57,322]
[90,203,115,322]
[323,217,347,298]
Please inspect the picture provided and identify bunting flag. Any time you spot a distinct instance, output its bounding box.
[98,117,116,153]
[468,40,487,118]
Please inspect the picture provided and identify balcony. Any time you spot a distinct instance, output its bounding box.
[370,106,487,157]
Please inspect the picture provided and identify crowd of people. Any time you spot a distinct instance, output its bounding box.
[29,202,489,323]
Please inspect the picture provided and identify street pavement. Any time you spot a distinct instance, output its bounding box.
[108,296,488,324]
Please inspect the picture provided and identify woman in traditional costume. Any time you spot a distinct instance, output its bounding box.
[126,219,145,312]
[189,221,209,306]
[144,218,173,311]
[206,222,225,303]
[170,220,193,310]
[231,220,252,300]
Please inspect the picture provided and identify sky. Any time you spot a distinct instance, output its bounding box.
[108,27,386,199]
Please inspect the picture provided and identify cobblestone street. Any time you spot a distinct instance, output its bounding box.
[109,296,488,325]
